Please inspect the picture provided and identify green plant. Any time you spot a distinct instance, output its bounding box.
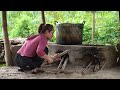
[0,63,6,67]
[1,11,119,45]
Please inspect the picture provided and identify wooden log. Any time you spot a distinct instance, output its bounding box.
[2,11,12,66]
[57,58,64,69]
[61,57,69,70]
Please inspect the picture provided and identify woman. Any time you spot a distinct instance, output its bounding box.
[14,23,60,74]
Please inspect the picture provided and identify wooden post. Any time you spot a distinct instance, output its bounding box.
[2,11,12,66]
[41,11,46,24]
[92,11,95,45]
[118,11,120,22]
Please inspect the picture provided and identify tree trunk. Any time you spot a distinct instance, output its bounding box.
[2,11,12,66]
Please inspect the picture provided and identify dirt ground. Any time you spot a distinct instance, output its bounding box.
[1,64,120,79]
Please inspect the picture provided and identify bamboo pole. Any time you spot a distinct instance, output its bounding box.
[2,11,12,66]
[118,11,120,22]
[92,11,95,45]
[41,11,46,24]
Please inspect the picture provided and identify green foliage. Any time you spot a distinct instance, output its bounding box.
[0,63,6,67]
[0,11,120,45]
[50,32,56,42]
[7,11,41,38]
[94,11,120,45]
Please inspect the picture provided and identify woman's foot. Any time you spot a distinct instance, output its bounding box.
[31,67,44,74]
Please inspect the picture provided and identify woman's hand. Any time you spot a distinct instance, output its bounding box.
[47,58,54,63]
[52,53,61,61]
[41,54,54,64]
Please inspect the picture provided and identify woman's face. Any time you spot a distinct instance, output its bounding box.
[45,30,54,40]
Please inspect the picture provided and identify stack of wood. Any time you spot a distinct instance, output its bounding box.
[10,38,26,45]
[0,38,26,63]
[0,40,5,63]
[116,43,120,65]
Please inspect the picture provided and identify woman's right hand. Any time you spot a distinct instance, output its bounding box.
[47,58,54,64]
[41,54,54,64]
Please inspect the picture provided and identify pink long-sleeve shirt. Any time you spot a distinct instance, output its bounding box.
[17,34,48,57]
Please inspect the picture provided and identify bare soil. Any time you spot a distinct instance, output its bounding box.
[0,65,120,79]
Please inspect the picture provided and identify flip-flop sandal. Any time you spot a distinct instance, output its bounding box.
[31,69,45,74]
[18,68,24,72]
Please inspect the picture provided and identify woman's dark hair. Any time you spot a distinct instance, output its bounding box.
[38,23,54,34]
[27,23,54,40]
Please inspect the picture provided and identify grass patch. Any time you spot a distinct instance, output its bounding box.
[0,63,6,67]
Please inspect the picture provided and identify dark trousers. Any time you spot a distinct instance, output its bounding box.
[15,47,48,70]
